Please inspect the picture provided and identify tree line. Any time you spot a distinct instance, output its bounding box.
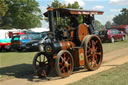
[0,0,128,30]
[0,0,42,29]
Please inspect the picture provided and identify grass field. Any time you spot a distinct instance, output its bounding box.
[103,39,128,53]
[68,62,128,85]
[0,52,36,80]
[0,39,128,80]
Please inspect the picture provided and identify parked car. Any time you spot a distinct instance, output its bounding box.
[0,38,11,51]
[111,25,128,35]
[98,29,126,43]
[8,32,25,38]
[11,33,43,51]
[26,32,47,51]
[94,31,99,35]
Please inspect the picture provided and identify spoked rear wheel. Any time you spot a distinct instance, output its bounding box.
[33,52,51,78]
[84,35,103,71]
[55,50,74,77]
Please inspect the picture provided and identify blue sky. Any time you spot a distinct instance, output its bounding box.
[36,0,128,28]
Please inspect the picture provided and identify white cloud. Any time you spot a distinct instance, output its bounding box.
[110,9,121,12]
[39,6,47,13]
[96,15,114,25]
[63,0,86,7]
[106,15,115,20]
[84,0,107,1]
[109,0,128,5]
[93,5,104,10]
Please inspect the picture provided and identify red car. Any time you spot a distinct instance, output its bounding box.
[98,29,126,43]
[111,25,128,35]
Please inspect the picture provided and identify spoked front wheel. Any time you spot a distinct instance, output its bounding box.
[84,35,103,71]
[33,52,51,78]
[55,50,74,77]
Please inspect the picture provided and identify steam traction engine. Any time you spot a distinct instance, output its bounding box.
[33,7,104,78]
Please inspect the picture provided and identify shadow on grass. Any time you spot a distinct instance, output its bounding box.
[0,64,35,81]
[0,63,60,82]
[0,64,90,82]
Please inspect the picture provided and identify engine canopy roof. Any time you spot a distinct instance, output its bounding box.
[44,8,104,17]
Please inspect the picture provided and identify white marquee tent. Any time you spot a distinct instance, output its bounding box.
[0,28,49,39]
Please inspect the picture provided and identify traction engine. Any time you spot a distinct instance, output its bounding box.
[33,7,104,78]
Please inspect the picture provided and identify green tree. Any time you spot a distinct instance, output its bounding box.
[51,0,82,9]
[94,20,104,31]
[105,21,112,29]
[113,8,128,25]
[0,0,8,26]
[67,1,82,9]
[51,0,66,8]
[0,0,8,16]
[1,0,42,29]
[100,25,105,30]
[50,0,82,26]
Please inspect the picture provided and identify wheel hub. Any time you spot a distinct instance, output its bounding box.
[90,48,96,55]
[65,61,69,67]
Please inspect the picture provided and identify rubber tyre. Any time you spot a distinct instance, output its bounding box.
[111,37,115,43]
[122,36,125,41]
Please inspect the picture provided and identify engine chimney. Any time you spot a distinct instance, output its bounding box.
[47,7,55,33]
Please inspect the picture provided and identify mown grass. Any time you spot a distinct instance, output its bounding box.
[0,38,128,80]
[103,39,128,53]
[0,52,36,67]
[68,62,128,85]
[0,52,36,80]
